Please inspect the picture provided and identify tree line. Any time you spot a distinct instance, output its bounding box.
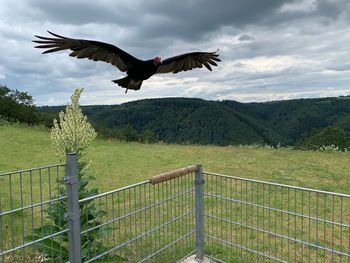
[0,85,156,143]
[1,85,349,150]
[82,97,350,150]
[0,85,59,126]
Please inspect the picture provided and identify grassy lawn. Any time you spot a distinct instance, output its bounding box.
[1,123,349,262]
[1,123,349,194]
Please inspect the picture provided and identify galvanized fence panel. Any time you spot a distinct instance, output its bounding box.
[78,168,197,262]
[1,160,349,263]
[203,172,350,263]
[0,164,67,263]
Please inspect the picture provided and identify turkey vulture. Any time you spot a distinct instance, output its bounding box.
[33,31,221,93]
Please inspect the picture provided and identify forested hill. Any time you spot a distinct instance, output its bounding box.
[81,96,350,146]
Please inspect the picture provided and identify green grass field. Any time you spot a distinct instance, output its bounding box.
[1,123,349,194]
[1,123,350,262]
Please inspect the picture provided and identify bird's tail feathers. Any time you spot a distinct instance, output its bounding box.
[112,77,143,93]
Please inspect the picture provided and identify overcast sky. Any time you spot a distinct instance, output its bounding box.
[0,0,349,105]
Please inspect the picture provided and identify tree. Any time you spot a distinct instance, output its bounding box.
[296,126,348,151]
[0,85,38,124]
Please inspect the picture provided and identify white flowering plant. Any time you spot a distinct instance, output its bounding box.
[51,88,96,157]
[28,89,114,261]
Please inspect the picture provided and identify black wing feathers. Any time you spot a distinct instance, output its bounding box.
[156,51,220,74]
[33,31,140,72]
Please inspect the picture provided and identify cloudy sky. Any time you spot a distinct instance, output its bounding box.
[0,0,349,105]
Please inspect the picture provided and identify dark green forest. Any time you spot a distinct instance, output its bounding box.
[1,85,349,149]
[80,97,350,148]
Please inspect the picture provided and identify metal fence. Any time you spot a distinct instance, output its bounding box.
[0,163,67,262]
[0,155,199,263]
[203,172,350,263]
[77,164,199,263]
[1,154,349,263]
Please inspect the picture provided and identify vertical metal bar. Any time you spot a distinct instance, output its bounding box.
[65,153,82,263]
[228,177,231,263]
[216,175,219,256]
[29,170,34,238]
[287,187,290,262]
[123,190,127,250]
[133,187,137,261]
[166,180,169,254]
[48,167,54,261]
[128,188,132,259]
[221,177,224,256]
[195,165,204,260]
[262,183,265,259]
[240,180,243,261]
[56,166,63,263]
[323,193,327,262]
[173,178,177,257]
[9,174,15,251]
[152,184,156,255]
[157,183,160,255]
[163,180,166,259]
[105,194,110,262]
[168,179,172,259]
[308,191,311,263]
[294,188,297,262]
[230,178,234,261]
[252,182,255,261]
[185,174,189,252]
[268,184,271,261]
[348,200,350,263]
[19,172,25,261]
[0,177,3,262]
[117,191,122,258]
[180,175,185,252]
[111,192,116,261]
[281,187,284,260]
[139,185,143,260]
[316,193,319,263]
[274,185,277,260]
[149,183,153,257]
[253,180,256,262]
[331,195,334,262]
[301,190,304,261]
[340,197,343,263]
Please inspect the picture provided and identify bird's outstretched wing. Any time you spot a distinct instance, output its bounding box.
[33,31,140,72]
[155,51,220,74]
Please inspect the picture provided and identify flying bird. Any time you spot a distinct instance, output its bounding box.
[33,31,221,93]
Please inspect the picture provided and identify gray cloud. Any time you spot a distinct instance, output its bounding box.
[238,34,255,41]
[24,0,294,41]
[0,0,349,105]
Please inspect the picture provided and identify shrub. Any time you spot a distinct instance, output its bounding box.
[296,127,348,151]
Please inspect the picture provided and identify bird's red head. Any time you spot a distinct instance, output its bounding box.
[154,56,162,66]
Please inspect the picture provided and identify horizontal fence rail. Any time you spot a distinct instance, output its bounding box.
[0,164,67,263]
[1,160,349,263]
[77,165,198,262]
[203,172,350,263]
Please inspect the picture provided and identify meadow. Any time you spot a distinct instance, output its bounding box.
[0,123,349,194]
[1,123,350,262]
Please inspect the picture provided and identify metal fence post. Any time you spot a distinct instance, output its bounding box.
[195,164,204,260]
[65,153,82,263]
